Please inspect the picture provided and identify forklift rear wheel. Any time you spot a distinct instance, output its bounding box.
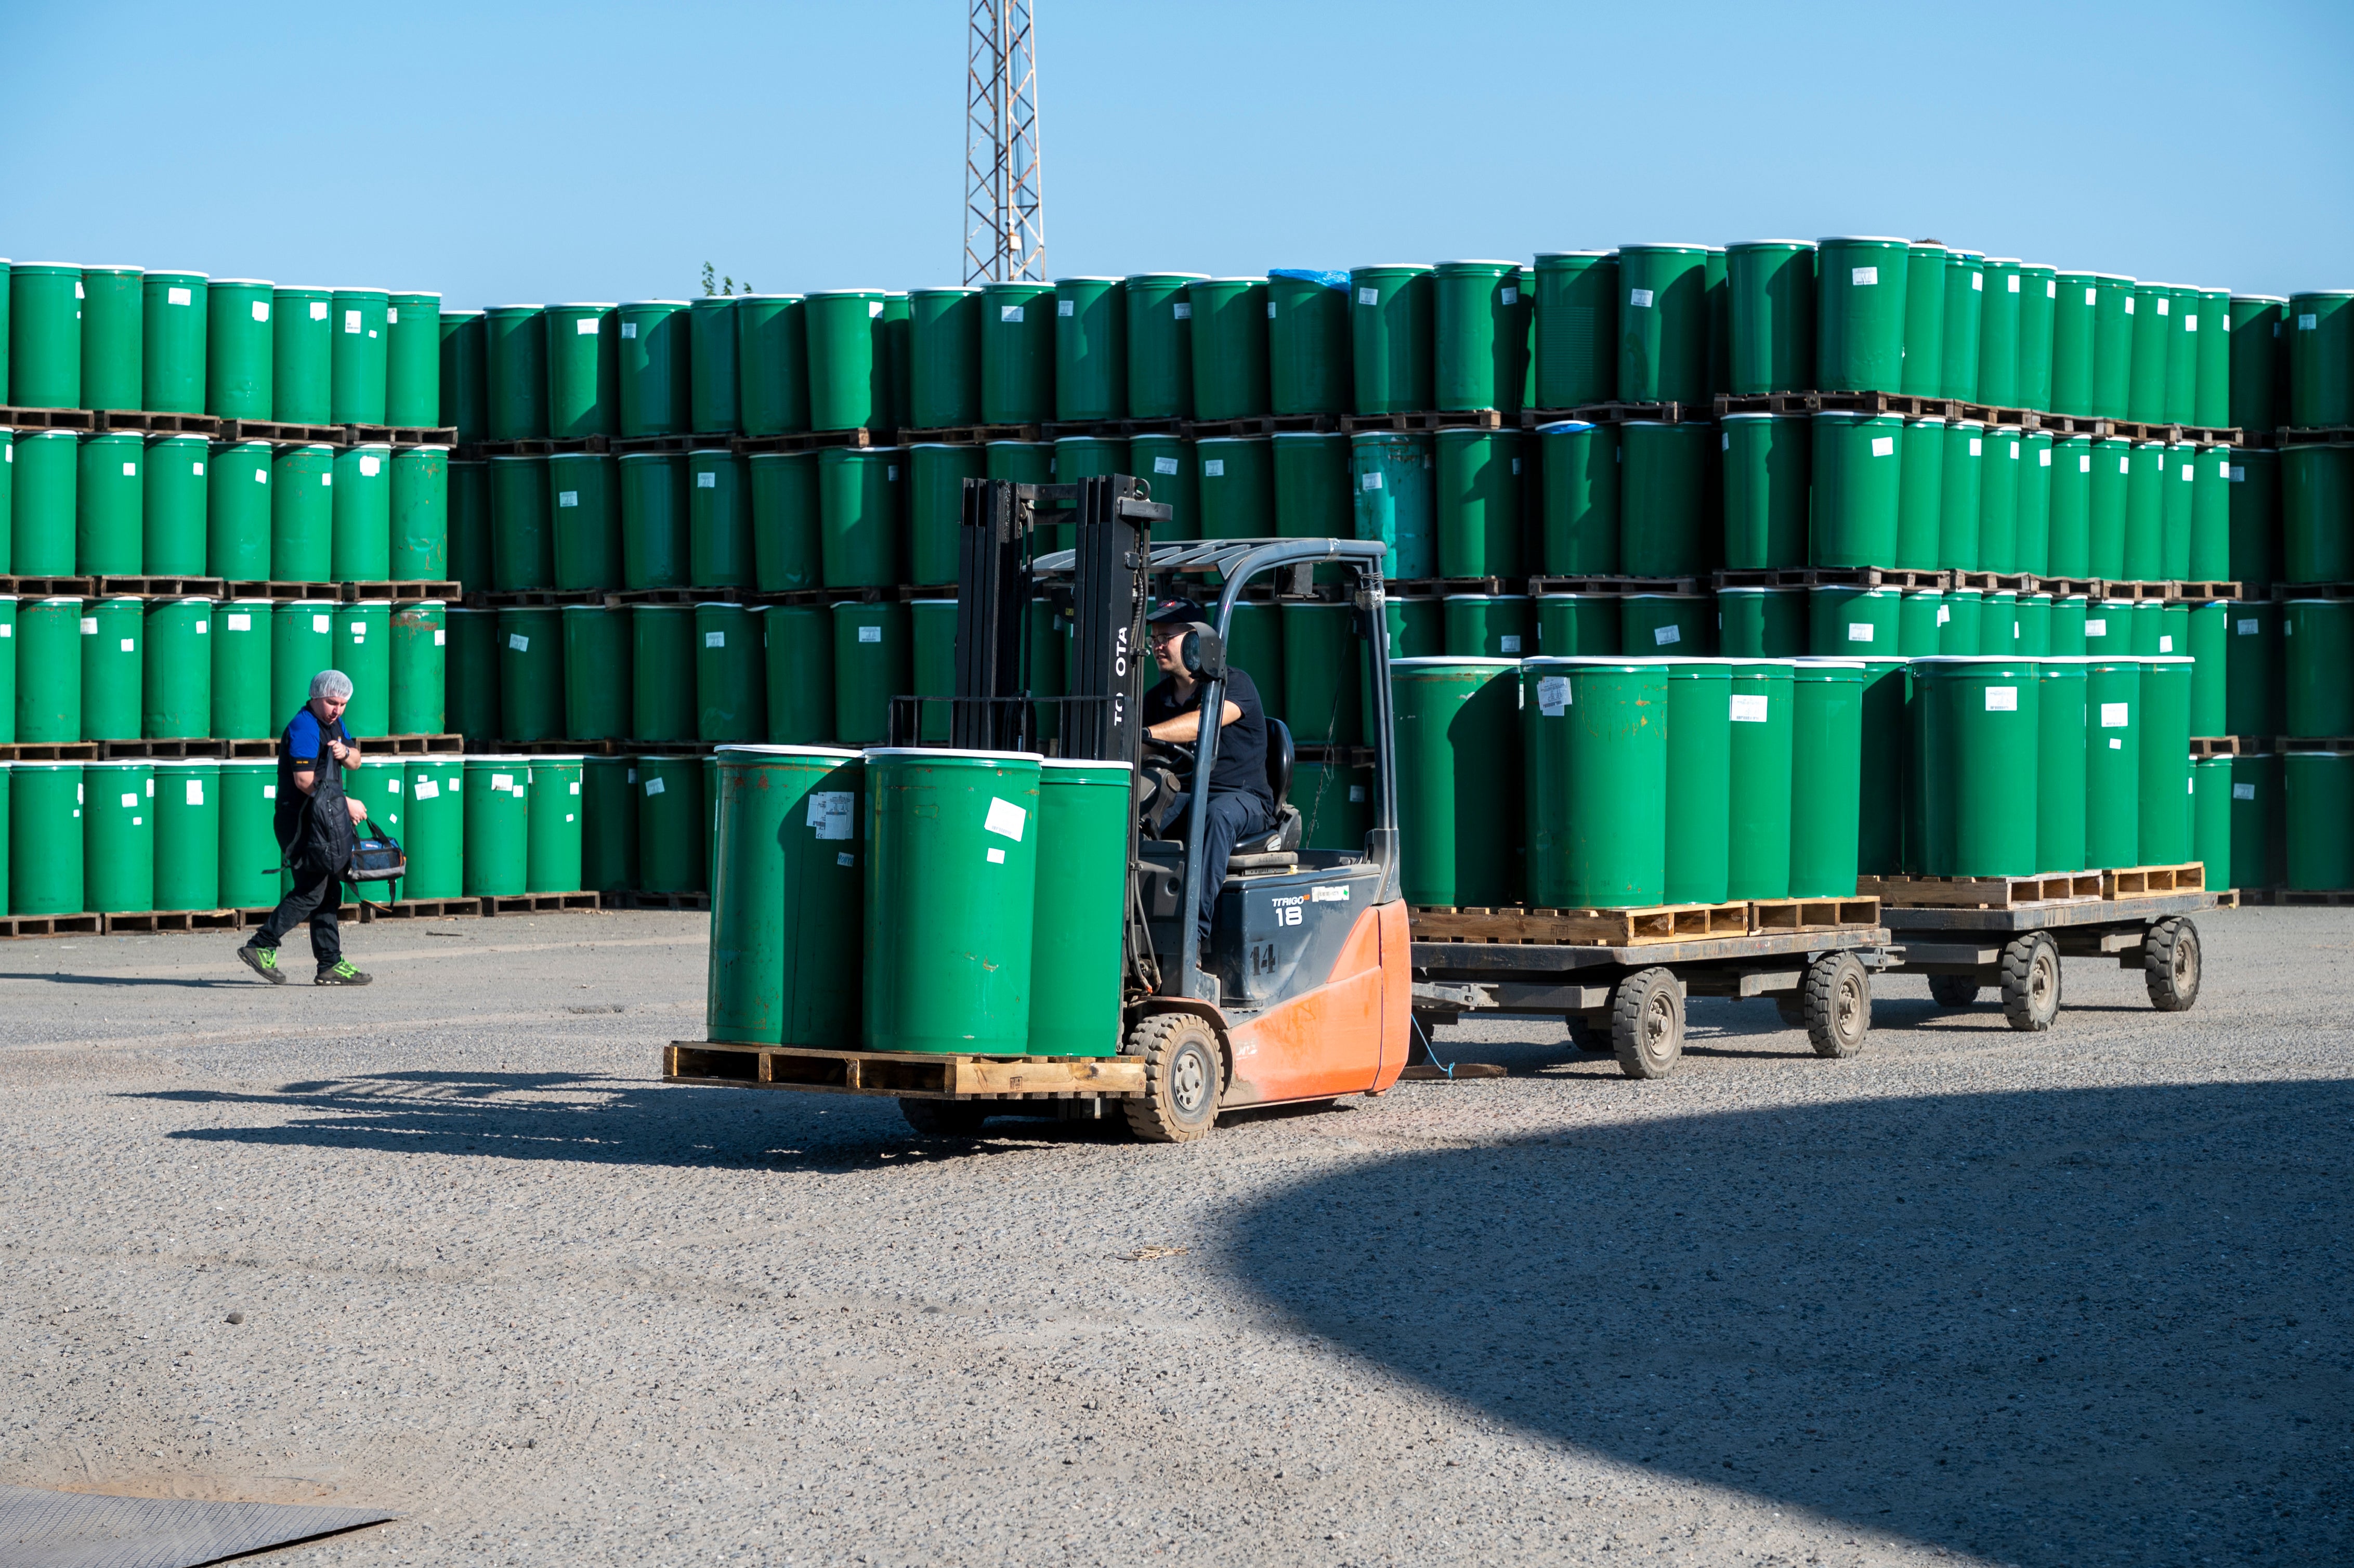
[1610,968,1684,1079]
[899,1098,991,1138]
[1802,951,1872,1059]
[1927,974,1981,1009]
[2143,917,2201,1012]
[1123,1013,1225,1143]
[1999,932,2063,1032]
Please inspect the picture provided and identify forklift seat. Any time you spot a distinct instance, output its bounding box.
[1232,717,1303,859]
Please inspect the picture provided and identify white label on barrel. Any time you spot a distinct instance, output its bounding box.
[196,621,206,634]
[858,625,881,643]
[1969,437,1982,456]
[2188,776,2196,794]
[2234,782,2256,800]
[803,792,855,839]
[2080,454,2092,472]
[2299,313,2318,330]
[2217,457,2231,478]
[2160,634,2174,651]
[350,622,365,639]
[80,618,97,634]
[558,490,578,507]
[166,286,192,306]
[263,785,276,799]
[123,461,137,476]
[2008,273,2021,293]
[1355,468,1383,492]
[569,780,580,794]
[1001,305,1024,323]
[1852,266,1878,286]
[193,461,204,475]
[1722,431,1730,451]
[887,465,898,480]
[1501,286,1521,306]
[2040,448,2051,466]
[621,321,637,338]
[1058,299,1075,317]
[575,317,599,335]
[1498,634,1521,653]
[434,629,445,645]
[2238,618,2259,634]
[183,779,206,807]
[1172,302,1191,318]
[986,846,1006,864]
[254,467,267,482]
[1265,300,1277,319]
[1938,606,1951,625]
[2047,279,2058,297]
[386,307,398,323]
[415,780,439,799]
[2100,702,2129,727]
[1848,622,1874,642]
[1629,288,1654,308]
[0,625,7,636]
[1536,676,1570,715]
[1972,272,1983,291]
[1730,694,1768,722]
[1154,456,1179,475]
[1511,458,1521,475]
[2118,455,2130,474]
[1356,288,1378,306]
[867,300,884,318]
[309,301,328,320]
[837,851,855,867]
[508,633,528,650]
[2156,297,2169,315]
[2185,313,2199,331]
[1345,785,1368,806]
[344,310,362,333]
[227,613,250,630]
[2086,618,2107,635]
[253,300,270,321]
[698,472,716,487]
[2180,463,2194,481]
[2007,441,2019,459]
[120,793,137,808]
[704,630,725,647]
[120,638,134,651]
[1203,459,1226,477]
[1984,686,2018,712]
[1871,436,1894,457]
[984,796,1027,841]
[2109,737,2123,749]
[359,455,380,476]
[322,472,332,486]
[313,614,331,632]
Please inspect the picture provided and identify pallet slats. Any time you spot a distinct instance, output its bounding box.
[1859,872,2104,909]
[666,1041,1146,1100]
[1409,897,1877,946]
[2102,863,2203,898]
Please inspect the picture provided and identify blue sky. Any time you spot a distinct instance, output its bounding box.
[4,1,2349,307]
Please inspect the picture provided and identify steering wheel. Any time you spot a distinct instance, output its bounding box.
[1143,736,1196,770]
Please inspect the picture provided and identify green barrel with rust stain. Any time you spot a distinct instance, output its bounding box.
[1659,661,1731,902]
[1976,258,2022,408]
[330,444,390,580]
[1433,260,1524,413]
[2283,598,2354,737]
[271,285,334,423]
[1281,601,1362,746]
[2084,659,2142,869]
[2189,443,2230,581]
[1807,585,1897,657]
[388,600,446,737]
[81,596,142,741]
[80,266,143,412]
[462,756,529,896]
[264,442,330,580]
[2018,264,2057,412]
[1271,432,1346,541]
[1534,422,1614,574]
[208,597,271,739]
[141,597,211,739]
[980,281,1056,425]
[1351,431,1434,578]
[2229,295,2285,433]
[2137,657,2193,865]
[1892,417,1942,569]
[9,763,82,914]
[492,605,561,743]
[1053,277,1127,421]
[543,303,617,437]
[1620,592,1711,655]
[2285,753,2354,890]
[635,754,705,895]
[443,606,501,743]
[688,448,751,587]
[1433,428,1523,578]
[707,746,865,1044]
[2226,445,2280,587]
[619,451,687,589]
[1979,425,2022,573]
[83,760,153,913]
[1532,251,1616,408]
[141,270,206,414]
[213,759,279,909]
[578,755,634,896]
[905,445,980,587]
[1717,587,1807,657]
[397,757,463,899]
[1916,658,2042,876]
[1941,252,1985,403]
[694,602,768,744]
[1197,436,1273,541]
[1126,273,1205,419]
[1815,237,1908,393]
[1901,243,1948,397]
[523,755,584,893]
[389,445,449,580]
[2187,600,2228,737]
[833,600,910,747]
[749,450,821,592]
[2283,443,2353,584]
[1186,278,1269,421]
[10,263,84,407]
[617,301,692,438]
[142,434,208,574]
[1616,244,1708,403]
[385,291,440,427]
[2224,599,2279,741]
[1724,240,1815,395]
[1619,421,1710,577]
[2035,659,2088,872]
[1441,594,1532,660]
[1391,658,1521,907]
[1266,271,1349,415]
[1934,421,1981,569]
[687,297,740,435]
[629,604,695,742]
[1807,412,1899,567]
[329,288,388,425]
[1788,661,1863,897]
[907,288,979,428]
[817,446,904,587]
[2018,431,2054,576]
[14,429,78,574]
[77,430,144,574]
[438,308,487,443]
[1720,413,1807,569]
[1350,264,1433,414]
[2051,270,2098,415]
[558,604,629,742]
[1027,758,1132,1056]
[737,294,810,436]
[907,598,957,744]
[482,304,547,441]
[1724,661,1794,898]
[1133,434,1199,541]
[1520,659,1667,909]
[152,760,220,912]
[547,451,619,589]
[804,289,888,432]
[1536,593,1619,657]
[864,748,1043,1054]
[488,454,552,590]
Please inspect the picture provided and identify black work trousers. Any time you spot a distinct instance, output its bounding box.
[255,854,343,968]
[1159,790,1273,950]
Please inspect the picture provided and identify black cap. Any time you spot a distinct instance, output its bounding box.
[1146,597,1207,626]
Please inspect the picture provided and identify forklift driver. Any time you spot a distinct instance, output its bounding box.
[1142,597,1274,952]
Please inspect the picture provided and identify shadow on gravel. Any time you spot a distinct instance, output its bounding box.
[0,971,251,989]
[1228,1080,2350,1567]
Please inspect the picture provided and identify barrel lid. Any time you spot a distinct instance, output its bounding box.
[909,285,978,295]
[907,441,977,450]
[441,307,487,317]
[1619,419,1709,428]
[81,263,143,274]
[1945,587,1984,598]
[388,289,441,299]
[332,285,391,296]
[152,594,216,605]
[1618,242,1709,252]
[278,596,338,607]
[1193,433,1265,445]
[2231,293,2290,303]
[1191,277,1267,286]
[550,301,618,310]
[1791,658,1867,670]
[1817,234,1911,245]
[714,743,863,760]
[2019,261,2056,272]
[89,593,144,605]
[1952,419,1985,429]
[1619,591,1709,600]
[154,756,222,768]
[1715,584,1804,594]
[689,446,736,456]
[145,269,210,281]
[1908,654,2040,663]
[1984,256,2022,266]
[2134,438,2168,448]
[1725,239,1815,250]
[1535,591,1616,599]
[1390,656,1519,667]
[1349,263,1433,273]
[862,747,1045,764]
[620,299,693,307]
[691,294,738,306]
[489,452,546,461]
[1952,251,1986,262]
[2288,288,2354,299]
[617,448,681,460]
[736,292,807,302]
[1051,276,1125,284]
[805,288,887,298]
[1126,271,1210,281]
[1534,421,1597,433]
[12,260,87,269]
[1040,756,1135,772]
[347,598,393,607]
[1532,250,1613,260]
[1720,411,1802,423]
[1434,258,1520,269]
[344,439,393,451]
[1442,593,1530,602]
[520,754,590,763]
[1521,655,1660,667]
[486,302,546,311]
[1056,432,1126,444]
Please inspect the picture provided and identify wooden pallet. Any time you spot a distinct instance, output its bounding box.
[101,909,247,934]
[473,436,609,458]
[212,418,345,445]
[1749,896,1883,932]
[1951,570,2038,593]
[2274,888,2354,906]
[2278,426,2354,447]
[466,587,605,608]
[1858,872,2103,909]
[218,580,346,602]
[344,424,459,447]
[342,580,462,602]
[93,737,269,759]
[2281,736,2354,754]
[1711,565,1948,591]
[1338,408,1506,434]
[0,913,104,938]
[603,890,710,911]
[1411,902,1750,946]
[479,892,605,916]
[2189,737,2245,757]
[0,741,101,762]
[892,423,1032,448]
[356,897,484,921]
[89,409,220,434]
[734,426,895,456]
[1524,574,1704,596]
[2034,576,2100,597]
[0,575,95,597]
[609,434,696,456]
[1524,400,1710,427]
[2270,581,2354,602]
[87,576,227,597]
[666,1041,1145,1100]
[0,404,99,431]
[2103,863,2204,897]
[2171,580,2241,602]
[2096,579,2172,603]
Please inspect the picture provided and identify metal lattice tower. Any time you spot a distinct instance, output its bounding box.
[964,0,1045,285]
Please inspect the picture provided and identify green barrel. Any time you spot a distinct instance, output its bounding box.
[631,604,695,742]
[2051,270,2098,414]
[617,301,692,437]
[1901,243,1950,397]
[1052,277,1127,421]
[330,444,391,579]
[2187,601,2228,736]
[439,309,487,443]
[10,762,82,914]
[2126,282,2171,424]
[270,442,334,580]
[1852,659,1907,875]
[1977,258,2022,407]
[1979,426,2021,573]
[462,756,530,896]
[2088,435,2130,578]
[694,602,765,743]
[1619,421,1710,577]
[385,291,440,427]
[1186,278,1269,421]
[1807,412,1899,567]
[2018,264,2057,412]
[2284,753,2354,890]
[705,746,866,1044]
[152,759,220,912]
[2127,599,2168,657]
[1126,273,1205,419]
[2017,593,2053,655]
[1224,600,1284,721]
[483,304,548,441]
[1133,433,1199,540]
[141,597,211,739]
[205,439,271,579]
[984,438,1051,487]
[2230,752,2282,890]
[1532,251,1616,407]
[757,605,832,744]
[688,448,751,586]
[2089,273,2135,419]
[636,753,706,894]
[1916,658,2042,876]
[488,454,552,590]
[1893,417,1943,568]
[543,303,618,437]
[495,605,564,743]
[880,293,912,430]
[2048,434,2091,577]
[1293,759,1372,852]
[1520,660,1667,908]
[979,281,1056,424]
[544,451,617,589]
[1981,591,2019,655]
[1197,436,1273,540]
[9,263,83,407]
[1620,592,1711,655]
[331,600,391,738]
[347,755,407,897]
[1815,237,1908,393]
[1265,270,1349,415]
[1350,430,1434,578]
[77,431,145,573]
[1350,264,1433,414]
[448,458,490,586]
[2192,286,2230,430]
[213,759,280,910]
[1655,660,1731,902]
[1025,758,1131,1056]
[1391,659,1521,906]
[1372,596,1441,692]
[1270,432,1347,541]
[558,605,629,741]
[750,449,822,591]
[1705,244,1729,398]
[2282,445,2353,583]
[1433,428,1522,577]
[1938,420,1983,569]
[14,429,79,574]
[2189,445,2230,580]
[444,606,500,742]
[1942,253,1985,403]
[619,450,687,588]
[522,756,584,893]
[1441,594,1532,659]
[1536,593,1618,656]
[2017,431,2054,576]
[1808,585,1898,657]
[1787,661,1863,896]
[1432,260,1523,413]
[2229,295,2286,433]
[1719,413,1808,568]
[804,289,888,432]
[389,445,449,580]
[579,755,634,895]
[907,287,979,428]
[2121,441,2164,581]
[1896,590,1942,657]
[1723,240,1815,395]
[142,270,207,413]
[1723,660,1795,898]
[2084,597,2127,658]
[2085,661,2143,867]
[2163,287,2199,425]
[0,599,10,742]
[2284,598,2354,736]
[817,446,904,587]
[2159,443,2194,580]
[330,288,389,424]
[81,596,141,741]
[906,598,956,743]
[273,286,335,420]
[84,760,153,912]
[2189,755,2231,889]
[2138,657,2193,865]
[1533,422,1613,574]
[737,294,810,436]
[1615,244,1708,403]
[687,297,740,434]
[2036,660,2088,872]
[1716,586,1804,656]
[81,266,144,411]
[833,601,910,746]
[1054,435,1133,548]
[211,598,272,739]
[396,757,462,898]
[903,445,976,587]
[142,433,208,574]
[2225,599,2280,740]
[1280,602,1361,746]
[389,600,445,736]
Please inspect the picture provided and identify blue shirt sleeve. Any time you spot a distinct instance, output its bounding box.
[285,710,323,763]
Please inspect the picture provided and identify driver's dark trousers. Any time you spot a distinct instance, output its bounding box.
[1156,789,1273,952]
[254,850,344,968]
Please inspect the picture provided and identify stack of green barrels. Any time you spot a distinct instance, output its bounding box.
[2273,288,2354,893]
[1,259,455,921]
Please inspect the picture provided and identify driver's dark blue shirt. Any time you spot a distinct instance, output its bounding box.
[275,707,352,850]
[1145,665,1271,805]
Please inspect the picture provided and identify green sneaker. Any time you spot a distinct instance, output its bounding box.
[236,942,287,985]
[316,959,374,986]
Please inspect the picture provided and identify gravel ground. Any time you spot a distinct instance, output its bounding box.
[0,905,2346,1567]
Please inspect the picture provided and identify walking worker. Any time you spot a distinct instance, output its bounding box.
[1142,597,1274,953]
[235,669,375,986]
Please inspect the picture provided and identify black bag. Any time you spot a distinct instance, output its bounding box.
[346,821,407,883]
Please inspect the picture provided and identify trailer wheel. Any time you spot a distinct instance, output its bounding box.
[1999,932,2063,1031]
[1122,1013,1224,1143]
[1610,968,1685,1079]
[1802,951,1872,1058]
[1927,974,1981,1009]
[899,1098,990,1138]
[2143,917,2201,1012]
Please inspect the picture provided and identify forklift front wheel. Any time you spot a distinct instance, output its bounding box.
[1123,1013,1225,1143]
[1610,968,1685,1079]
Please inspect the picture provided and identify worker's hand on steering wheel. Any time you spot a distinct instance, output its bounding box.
[1144,735,1195,766]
